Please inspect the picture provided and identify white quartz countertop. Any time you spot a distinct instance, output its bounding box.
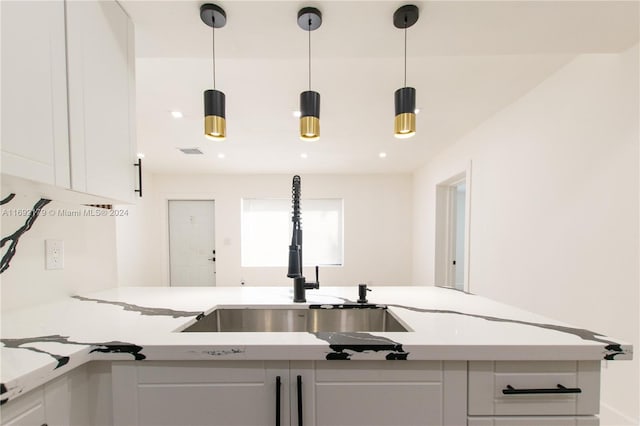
[0,286,633,404]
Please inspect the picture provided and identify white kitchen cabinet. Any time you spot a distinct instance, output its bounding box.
[0,375,69,426]
[468,361,600,425]
[113,360,466,426]
[1,0,70,189]
[467,416,599,426]
[294,360,466,426]
[66,0,137,203]
[1,0,137,204]
[1,388,46,426]
[112,361,290,426]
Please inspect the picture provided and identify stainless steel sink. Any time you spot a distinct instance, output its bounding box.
[180,307,410,333]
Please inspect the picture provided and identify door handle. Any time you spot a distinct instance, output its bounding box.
[208,257,216,261]
[297,375,303,426]
[275,376,281,426]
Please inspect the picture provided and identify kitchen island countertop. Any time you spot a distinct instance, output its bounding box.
[0,286,633,404]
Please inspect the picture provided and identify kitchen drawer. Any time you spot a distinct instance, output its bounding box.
[468,416,599,425]
[468,361,600,416]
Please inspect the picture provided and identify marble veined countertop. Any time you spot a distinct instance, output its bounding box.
[0,286,633,404]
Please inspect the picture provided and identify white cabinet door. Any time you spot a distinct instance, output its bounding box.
[293,361,467,426]
[1,0,70,188]
[42,376,70,426]
[66,0,136,203]
[112,361,290,426]
[0,388,46,426]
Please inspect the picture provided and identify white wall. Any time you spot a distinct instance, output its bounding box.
[116,173,413,288]
[114,171,163,287]
[0,191,118,312]
[413,45,639,422]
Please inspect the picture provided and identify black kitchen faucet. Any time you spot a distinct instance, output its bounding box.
[287,175,319,302]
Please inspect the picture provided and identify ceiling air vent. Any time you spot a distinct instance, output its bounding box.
[178,148,204,155]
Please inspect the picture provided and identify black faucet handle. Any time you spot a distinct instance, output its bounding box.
[304,265,320,289]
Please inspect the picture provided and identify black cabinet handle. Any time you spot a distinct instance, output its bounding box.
[503,384,582,395]
[275,376,281,426]
[297,375,303,426]
[134,158,143,198]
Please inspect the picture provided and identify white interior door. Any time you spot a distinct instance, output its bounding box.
[168,200,216,286]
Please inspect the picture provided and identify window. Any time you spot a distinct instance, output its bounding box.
[241,198,343,267]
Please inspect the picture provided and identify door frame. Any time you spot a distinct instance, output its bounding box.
[161,193,217,287]
[434,162,472,292]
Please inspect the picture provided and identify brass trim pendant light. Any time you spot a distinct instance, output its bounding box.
[298,7,322,141]
[393,5,419,139]
[201,4,227,141]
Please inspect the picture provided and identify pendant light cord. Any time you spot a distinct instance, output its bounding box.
[404,18,407,87]
[212,25,216,89]
[308,18,312,91]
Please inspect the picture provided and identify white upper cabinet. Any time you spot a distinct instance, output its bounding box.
[1,0,70,188]
[1,0,137,203]
[66,0,137,203]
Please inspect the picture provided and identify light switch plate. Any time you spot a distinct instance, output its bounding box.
[45,239,64,270]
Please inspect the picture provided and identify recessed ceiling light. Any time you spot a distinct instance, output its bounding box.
[379,152,387,158]
[292,110,302,118]
[136,152,145,158]
[300,153,308,159]
[217,153,225,159]
[171,111,183,119]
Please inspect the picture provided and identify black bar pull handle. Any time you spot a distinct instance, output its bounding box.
[503,384,582,395]
[297,375,303,426]
[275,376,281,426]
[134,158,143,197]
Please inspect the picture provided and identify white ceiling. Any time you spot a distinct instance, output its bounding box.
[120,1,639,174]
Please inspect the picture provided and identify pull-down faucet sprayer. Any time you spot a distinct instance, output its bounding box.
[287,175,319,302]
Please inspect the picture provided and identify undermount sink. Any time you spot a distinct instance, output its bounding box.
[180,306,410,333]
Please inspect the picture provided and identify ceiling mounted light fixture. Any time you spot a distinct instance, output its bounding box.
[297,7,322,141]
[393,5,419,139]
[201,3,227,141]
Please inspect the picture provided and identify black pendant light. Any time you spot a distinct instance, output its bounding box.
[201,4,227,141]
[393,5,419,139]
[298,7,322,141]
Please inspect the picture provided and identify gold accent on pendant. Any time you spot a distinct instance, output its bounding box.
[300,116,320,141]
[205,115,226,141]
[394,112,416,139]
